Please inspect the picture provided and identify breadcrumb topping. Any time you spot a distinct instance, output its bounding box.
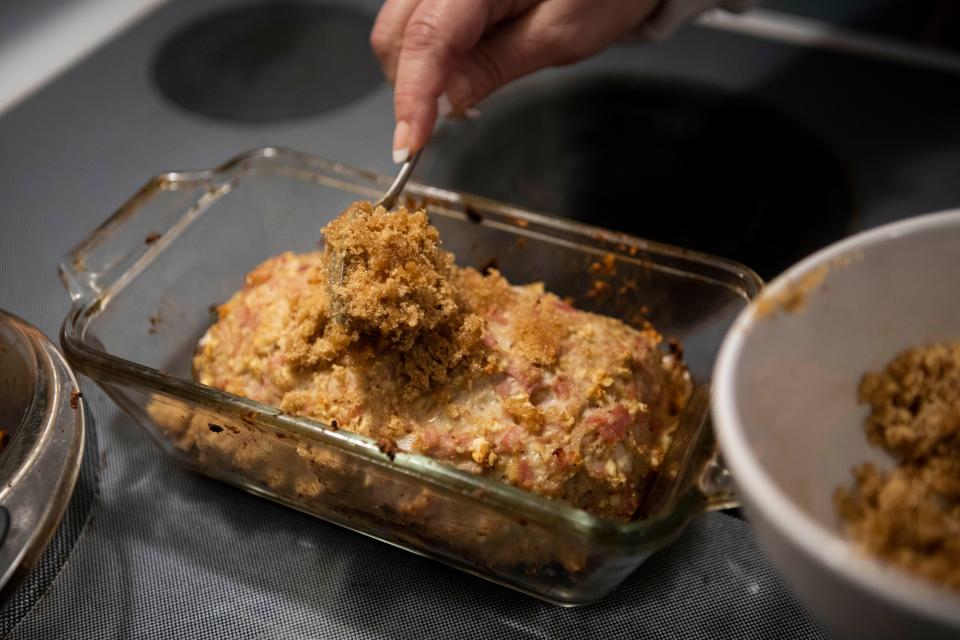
[324,201,461,345]
[286,201,488,399]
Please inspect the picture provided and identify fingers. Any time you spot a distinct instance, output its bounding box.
[370,0,420,84]
[380,0,657,159]
[391,0,493,160]
[388,0,542,159]
[443,11,560,112]
[445,0,660,110]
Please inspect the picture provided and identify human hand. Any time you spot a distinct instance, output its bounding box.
[371,0,661,162]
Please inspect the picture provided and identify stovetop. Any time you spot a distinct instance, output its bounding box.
[1,0,959,636]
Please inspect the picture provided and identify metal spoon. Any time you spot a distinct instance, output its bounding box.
[328,150,422,305]
[375,150,421,210]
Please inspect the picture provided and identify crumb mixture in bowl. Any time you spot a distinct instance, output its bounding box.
[192,201,691,521]
[836,342,960,590]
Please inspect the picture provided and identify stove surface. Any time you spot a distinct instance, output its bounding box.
[1,1,959,636]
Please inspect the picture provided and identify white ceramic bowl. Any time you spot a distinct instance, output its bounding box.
[713,210,960,639]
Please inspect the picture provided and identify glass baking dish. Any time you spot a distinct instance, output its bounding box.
[59,147,761,605]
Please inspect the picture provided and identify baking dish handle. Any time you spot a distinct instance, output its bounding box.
[699,445,739,511]
[59,174,220,305]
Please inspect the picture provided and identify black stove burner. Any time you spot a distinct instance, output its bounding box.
[152,1,382,123]
[423,75,856,278]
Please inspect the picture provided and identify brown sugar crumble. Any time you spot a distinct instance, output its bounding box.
[589,253,617,276]
[835,342,960,590]
[323,201,461,345]
[377,436,399,460]
[285,201,487,399]
[585,279,611,300]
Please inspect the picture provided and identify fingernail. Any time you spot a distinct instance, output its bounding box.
[464,107,482,119]
[393,147,409,164]
[392,120,410,164]
[438,93,453,118]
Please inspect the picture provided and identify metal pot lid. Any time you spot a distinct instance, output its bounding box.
[0,309,85,598]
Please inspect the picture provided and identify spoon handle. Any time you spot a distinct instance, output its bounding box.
[375,150,421,211]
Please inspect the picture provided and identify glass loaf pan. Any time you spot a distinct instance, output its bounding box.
[59,148,761,605]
